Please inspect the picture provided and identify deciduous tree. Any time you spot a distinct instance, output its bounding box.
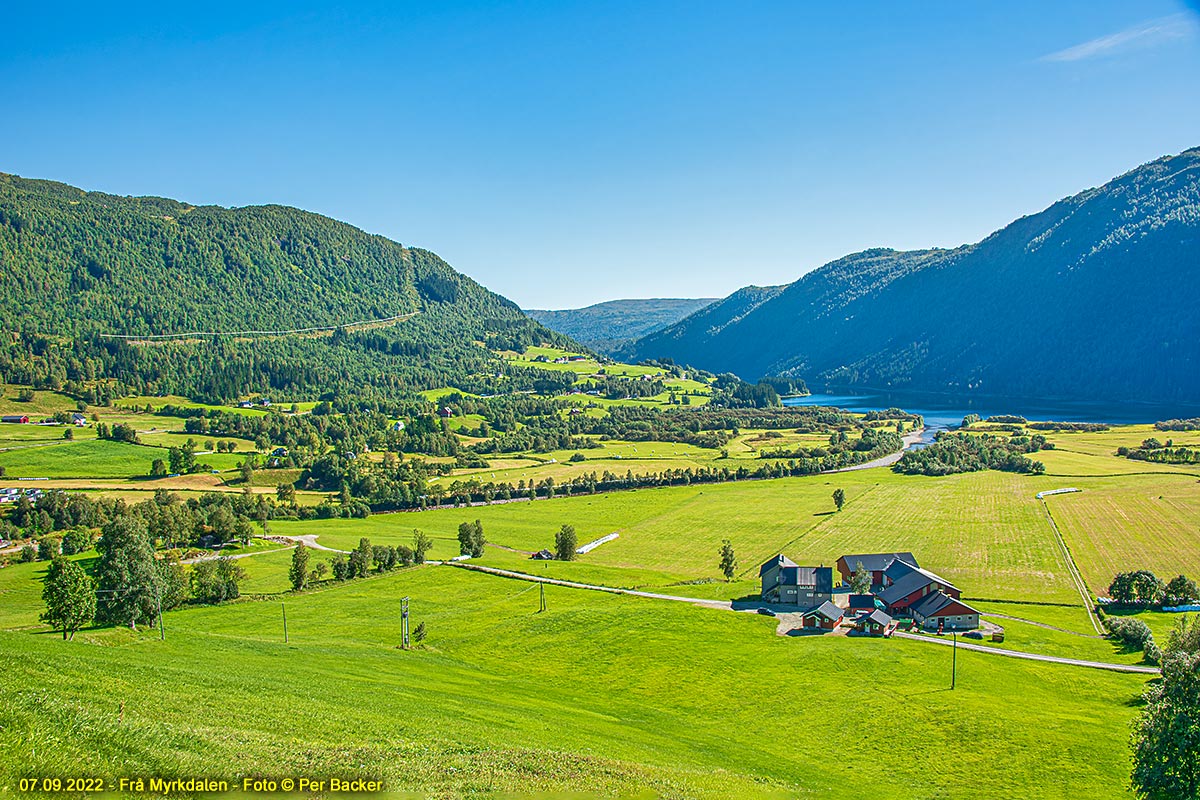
[555,524,578,562]
[718,539,737,581]
[289,544,310,591]
[41,557,96,640]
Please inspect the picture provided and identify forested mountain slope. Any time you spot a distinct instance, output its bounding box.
[0,173,569,401]
[631,147,1200,403]
[526,298,717,354]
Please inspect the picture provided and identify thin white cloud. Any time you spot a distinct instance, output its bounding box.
[1040,12,1198,62]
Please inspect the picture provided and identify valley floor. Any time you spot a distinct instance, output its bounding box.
[3,418,1198,798]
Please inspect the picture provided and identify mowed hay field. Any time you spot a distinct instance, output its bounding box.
[0,561,1146,800]
[274,469,1083,604]
[1045,473,1200,596]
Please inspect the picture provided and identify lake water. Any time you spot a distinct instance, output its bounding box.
[783,390,1200,442]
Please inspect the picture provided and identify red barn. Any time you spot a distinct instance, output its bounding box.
[877,560,960,612]
[836,552,918,590]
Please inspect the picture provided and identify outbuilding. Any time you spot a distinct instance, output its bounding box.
[1,415,30,424]
[801,601,845,630]
[909,591,980,631]
[857,609,893,636]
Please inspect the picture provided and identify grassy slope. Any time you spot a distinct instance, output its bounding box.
[0,563,1144,799]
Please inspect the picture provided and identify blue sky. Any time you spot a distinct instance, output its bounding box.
[3,1,1199,308]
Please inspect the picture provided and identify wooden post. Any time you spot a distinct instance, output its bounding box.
[951,631,957,690]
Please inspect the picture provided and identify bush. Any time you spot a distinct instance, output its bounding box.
[1143,638,1162,665]
[1105,616,1154,650]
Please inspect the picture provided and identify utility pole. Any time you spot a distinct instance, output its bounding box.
[401,597,410,649]
[539,583,546,613]
[282,603,289,644]
[951,630,957,690]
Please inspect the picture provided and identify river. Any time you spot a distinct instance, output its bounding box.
[783,389,1200,443]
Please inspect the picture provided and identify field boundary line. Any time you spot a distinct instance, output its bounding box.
[1038,495,1103,635]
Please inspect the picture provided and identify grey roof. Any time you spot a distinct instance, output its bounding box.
[759,554,797,577]
[878,561,959,605]
[910,591,979,619]
[863,609,893,627]
[781,565,834,593]
[839,552,918,572]
[804,600,844,621]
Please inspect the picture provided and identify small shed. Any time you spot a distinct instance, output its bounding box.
[857,609,893,636]
[530,549,555,560]
[801,601,845,630]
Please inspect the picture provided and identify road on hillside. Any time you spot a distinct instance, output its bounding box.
[891,631,1158,674]
[442,558,1157,674]
[271,534,351,553]
[182,544,295,564]
[445,561,733,610]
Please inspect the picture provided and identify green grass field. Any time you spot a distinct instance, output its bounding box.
[4,398,1199,797]
[0,439,247,479]
[1045,473,1200,597]
[0,560,1147,799]
[273,468,1084,605]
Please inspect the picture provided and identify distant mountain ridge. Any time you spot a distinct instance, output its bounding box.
[0,172,568,400]
[526,297,717,355]
[630,146,1200,403]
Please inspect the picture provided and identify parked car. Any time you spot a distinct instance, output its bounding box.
[964,630,984,640]
[756,607,776,617]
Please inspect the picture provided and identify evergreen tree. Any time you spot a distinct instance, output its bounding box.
[833,488,846,512]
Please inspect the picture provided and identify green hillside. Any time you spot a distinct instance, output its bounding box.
[0,173,569,401]
[526,297,717,354]
[631,146,1200,402]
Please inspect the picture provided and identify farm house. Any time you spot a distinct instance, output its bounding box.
[759,555,834,607]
